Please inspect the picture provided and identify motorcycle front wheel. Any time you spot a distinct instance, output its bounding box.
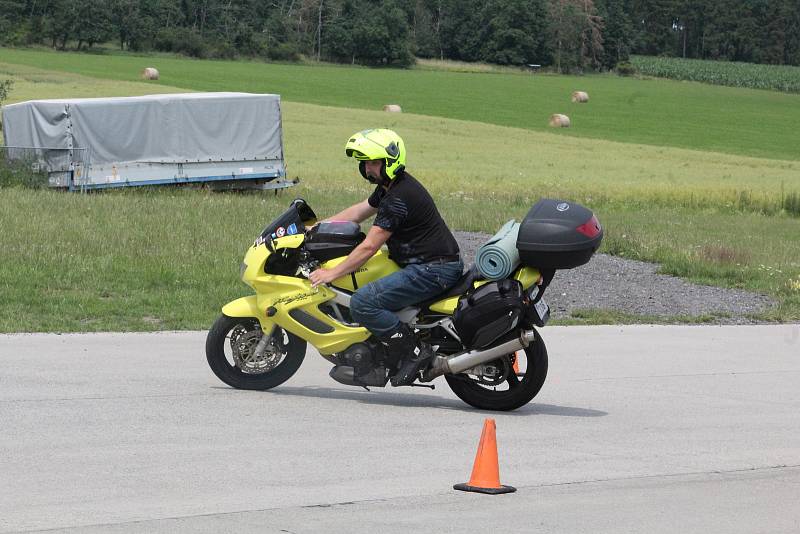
[445,330,548,411]
[206,314,306,390]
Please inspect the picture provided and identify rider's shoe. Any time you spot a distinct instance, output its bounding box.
[382,324,433,387]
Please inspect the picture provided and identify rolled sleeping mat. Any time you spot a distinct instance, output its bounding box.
[476,220,521,280]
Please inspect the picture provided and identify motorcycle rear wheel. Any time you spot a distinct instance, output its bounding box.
[445,330,548,411]
[206,314,306,390]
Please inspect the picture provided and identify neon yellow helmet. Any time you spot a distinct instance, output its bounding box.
[345,128,406,184]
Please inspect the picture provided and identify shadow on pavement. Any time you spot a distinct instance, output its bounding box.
[527,403,607,417]
[241,385,607,417]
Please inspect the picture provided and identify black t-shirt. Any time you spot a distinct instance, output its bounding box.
[368,172,460,266]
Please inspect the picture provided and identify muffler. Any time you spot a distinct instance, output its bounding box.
[422,330,536,382]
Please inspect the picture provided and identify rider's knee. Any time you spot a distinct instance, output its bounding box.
[349,288,372,319]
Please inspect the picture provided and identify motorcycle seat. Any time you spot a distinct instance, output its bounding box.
[418,264,483,310]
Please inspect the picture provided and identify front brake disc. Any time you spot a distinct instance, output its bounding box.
[230,328,283,374]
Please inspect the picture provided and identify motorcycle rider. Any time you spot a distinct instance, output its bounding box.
[309,129,463,386]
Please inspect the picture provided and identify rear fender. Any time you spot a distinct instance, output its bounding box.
[513,266,542,289]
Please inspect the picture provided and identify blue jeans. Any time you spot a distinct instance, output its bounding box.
[350,260,464,337]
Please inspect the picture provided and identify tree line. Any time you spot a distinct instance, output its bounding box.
[0,0,798,71]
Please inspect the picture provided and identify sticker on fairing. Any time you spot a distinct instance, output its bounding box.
[286,223,298,235]
[275,227,286,237]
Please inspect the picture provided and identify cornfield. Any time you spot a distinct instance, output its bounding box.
[630,55,800,93]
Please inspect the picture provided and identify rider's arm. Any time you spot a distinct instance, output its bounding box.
[309,225,391,287]
[324,199,377,224]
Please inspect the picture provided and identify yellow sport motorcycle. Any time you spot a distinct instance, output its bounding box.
[206,198,602,411]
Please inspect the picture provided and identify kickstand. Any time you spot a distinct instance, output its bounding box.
[410,383,435,390]
[361,385,371,392]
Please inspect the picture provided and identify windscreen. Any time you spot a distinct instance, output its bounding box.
[259,199,317,241]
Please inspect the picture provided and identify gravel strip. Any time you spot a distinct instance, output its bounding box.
[453,231,777,324]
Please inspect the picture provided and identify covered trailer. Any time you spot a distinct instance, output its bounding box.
[1,92,294,191]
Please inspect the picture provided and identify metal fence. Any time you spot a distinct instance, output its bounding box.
[0,146,92,190]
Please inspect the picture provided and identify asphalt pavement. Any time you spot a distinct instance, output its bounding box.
[1,325,799,533]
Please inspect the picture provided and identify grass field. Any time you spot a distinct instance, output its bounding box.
[2,183,798,332]
[2,47,800,161]
[4,61,796,216]
[0,53,799,331]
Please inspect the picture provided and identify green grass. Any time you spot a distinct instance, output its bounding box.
[0,156,49,188]
[0,188,249,331]
[5,61,797,218]
[0,58,798,331]
[562,309,729,325]
[285,100,800,220]
[598,206,800,322]
[2,185,797,333]
[413,57,533,75]
[2,47,800,161]
[0,60,188,107]
[631,55,800,93]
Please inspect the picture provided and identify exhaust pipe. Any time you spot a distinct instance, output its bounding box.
[422,330,536,382]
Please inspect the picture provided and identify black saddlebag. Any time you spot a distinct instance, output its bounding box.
[453,279,526,349]
[306,221,366,262]
[516,199,603,269]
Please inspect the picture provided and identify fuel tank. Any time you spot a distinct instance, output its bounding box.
[322,250,401,291]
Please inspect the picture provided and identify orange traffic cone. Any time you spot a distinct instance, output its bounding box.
[454,418,516,494]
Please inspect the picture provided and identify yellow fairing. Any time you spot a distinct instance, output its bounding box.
[241,245,270,288]
[230,238,542,355]
[324,249,400,291]
[256,276,370,355]
[274,234,305,250]
[235,241,371,355]
[427,266,541,314]
[428,280,488,314]
[240,234,305,287]
[428,295,461,314]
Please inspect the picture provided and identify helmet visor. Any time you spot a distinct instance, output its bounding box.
[345,148,371,160]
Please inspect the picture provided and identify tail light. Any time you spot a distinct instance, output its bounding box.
[576,215,602,238]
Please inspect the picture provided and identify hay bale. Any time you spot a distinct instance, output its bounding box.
[141,67,160,81]
[548,114,571,128]
[383,104,402,113]
[571,91,589,103]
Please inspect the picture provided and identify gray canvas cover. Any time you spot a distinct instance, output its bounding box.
[2,92,283,166]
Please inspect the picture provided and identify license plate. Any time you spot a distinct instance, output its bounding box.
[533,299,550,326]
[528,285,540,300]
